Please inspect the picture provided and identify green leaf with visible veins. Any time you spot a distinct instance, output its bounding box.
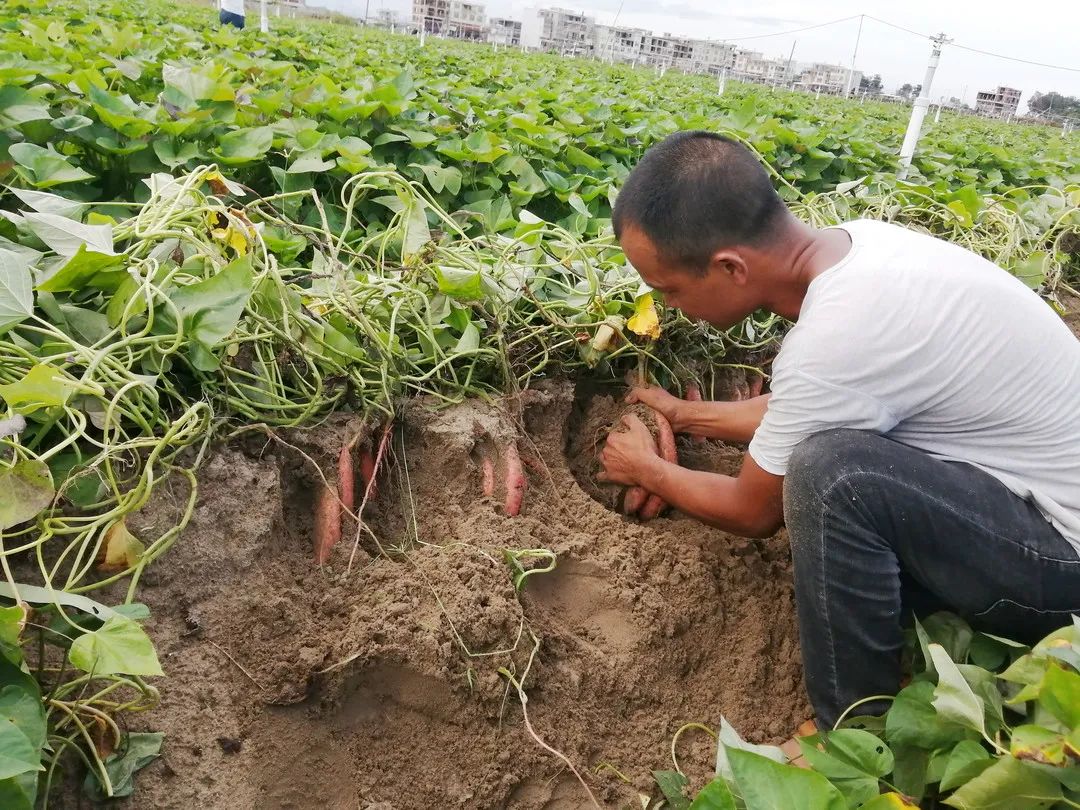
[0,364,74,414]
[1039,663,1080,728]
[0,251,33,335]
[689,777,736,810]
[929,645,987,736]
[943,756,1062,809]
[728,748,846,810]
[68,616,163,677]
[0,719,40,781]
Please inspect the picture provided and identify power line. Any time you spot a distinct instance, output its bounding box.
[949,42,1080,74]
[720,14,860,43]
[864,14,1080,74]
[862,14,930,40]
[725,12,1080,74]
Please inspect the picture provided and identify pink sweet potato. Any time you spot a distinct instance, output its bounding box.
[504,441,526,517]
[482,456,495,498]
[338,445,355,515]
[638,411,677,521]
[314,485,341,565]
[623,486,648,514]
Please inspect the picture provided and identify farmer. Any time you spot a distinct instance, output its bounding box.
[598,130,1080,730]
[219,0,246,29]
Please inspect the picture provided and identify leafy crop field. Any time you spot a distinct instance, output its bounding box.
[0,0,1079,807]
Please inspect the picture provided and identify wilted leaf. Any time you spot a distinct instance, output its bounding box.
[0,460,54,530]
[96,520,145,572]
[653,770,690,809]
[627,292,660,340]
[83,731,163,800]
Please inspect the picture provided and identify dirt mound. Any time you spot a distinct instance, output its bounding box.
[99,382,805,810]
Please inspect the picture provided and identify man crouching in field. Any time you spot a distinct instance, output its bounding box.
[598,130,1080,729]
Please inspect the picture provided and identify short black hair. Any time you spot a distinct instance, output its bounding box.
[612,131,788,272]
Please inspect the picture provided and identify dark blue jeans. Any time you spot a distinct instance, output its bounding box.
[784,429,1080,728]
[219,9,245,28]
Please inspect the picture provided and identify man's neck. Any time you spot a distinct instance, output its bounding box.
[762,219,853,321]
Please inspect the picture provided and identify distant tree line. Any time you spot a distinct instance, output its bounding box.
[1027,91,1080,118]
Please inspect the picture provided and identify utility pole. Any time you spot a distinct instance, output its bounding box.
[785,39,797,87]
[842,15,863,98]
[260,0,268,32]
[718,68,726,96]
[899,32,951,179]
[364,0,370,25]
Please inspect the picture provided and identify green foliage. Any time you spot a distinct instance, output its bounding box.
[82,732,163,801]
[1,0,1079,243]
[674,614,1080,810]
[0,2,1078,807]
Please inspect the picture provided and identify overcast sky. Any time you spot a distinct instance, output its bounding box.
[318,0,1080,109]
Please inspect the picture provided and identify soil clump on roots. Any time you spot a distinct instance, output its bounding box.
[91,382,806,810]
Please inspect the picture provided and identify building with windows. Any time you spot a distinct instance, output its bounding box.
[522,7,595,55]
[733,50,793,84]
[594,24,646,64]
[795,62,862,95]
[975,86,1021,119]
[447,0,486,39]
[412,0,486,38]
[488,17,522,46]
[688,39,737,76]
[412,0,448,32]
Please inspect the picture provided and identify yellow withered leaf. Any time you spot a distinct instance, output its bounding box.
[97,519,145,572]
[627,293,661,340]
[211,225,249,255]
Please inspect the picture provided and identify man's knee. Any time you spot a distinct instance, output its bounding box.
[787,429,879,492]
[784,429,883,534]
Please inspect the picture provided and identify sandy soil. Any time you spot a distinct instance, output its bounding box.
[57,379,807,810]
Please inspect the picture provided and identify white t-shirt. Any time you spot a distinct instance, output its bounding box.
[220,0,245,15]
[749,219,1080,554]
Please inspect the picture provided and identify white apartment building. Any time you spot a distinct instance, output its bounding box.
[795,62,862,95]
[523,7,595,55]
[594,24,647,64]
[734,50,793,84]
[488,17,522,46]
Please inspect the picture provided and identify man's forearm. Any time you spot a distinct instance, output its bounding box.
[677,394,770,444]
[636,453,775,537]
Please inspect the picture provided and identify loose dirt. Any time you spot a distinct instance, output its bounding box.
[62,293,1079,809]
[75,380,806,810]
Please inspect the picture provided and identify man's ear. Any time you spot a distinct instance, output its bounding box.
[708,249,750,285]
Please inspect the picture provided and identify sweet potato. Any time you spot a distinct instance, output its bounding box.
[748,372,764,399]
[482,456,495,498]
[314,484,341,565]
[504,441,526,517]
[638,411,677,521]
[623,486,648,514]
[338,445,355,515]
[359,446,377,500]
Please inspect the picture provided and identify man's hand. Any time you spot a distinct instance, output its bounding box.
[626,386,687,432]
[598,414,660,487]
